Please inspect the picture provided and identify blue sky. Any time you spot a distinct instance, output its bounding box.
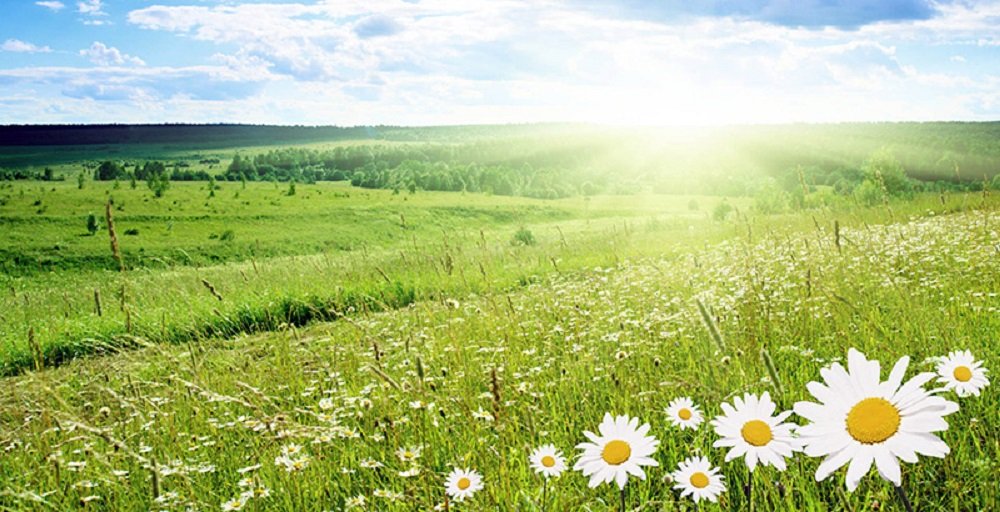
[0,0,998,125]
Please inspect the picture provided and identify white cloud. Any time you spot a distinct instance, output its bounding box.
[79,42,145,66]
[77,0,105,15]
[2,39,53,53]
[36,1,65,12]
[3,0,1000,124]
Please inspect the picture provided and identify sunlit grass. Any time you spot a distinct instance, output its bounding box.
[0,191,996,510]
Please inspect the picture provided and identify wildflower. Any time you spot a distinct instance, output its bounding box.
[359,458,384,469]
[574,413,659,489]
[665,397,703,430]
[794,349,959,490]
[344,495,366,509]
[529,444,566,478]
[711,392,801,471]
[396,446,422,463]
[935,350,990,397]
[444,468,483,502]
[671,456,726,503]
[221,496,246,511]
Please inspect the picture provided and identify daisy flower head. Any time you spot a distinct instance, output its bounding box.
[529,444,566,478]
[671,455,726,503]
[344,494,366,509]
[574,413,659,489]
[396,446,422,463]
[221,496,247,511]
[665,397,703,430]
[794,348,959,491]
[445,467,483,502]
[935,350,989,397]
[711,391,801,471]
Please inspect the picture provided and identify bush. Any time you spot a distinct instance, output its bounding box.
[86,214,99,235]
[510,227,536,246]
[219,230,236,242]
[853,181,883,207]
[124,228,140,236]
[712,201,733,221]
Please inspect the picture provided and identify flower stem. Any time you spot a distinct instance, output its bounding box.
[745,471,753,512]
[541,479,548,512]
[619,487,626,512]
[894,485,915,512]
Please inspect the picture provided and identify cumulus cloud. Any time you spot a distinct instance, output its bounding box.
[77,0,105,15]
[79,42,145,66]
[2,39,53,53]
[36,1,65,12]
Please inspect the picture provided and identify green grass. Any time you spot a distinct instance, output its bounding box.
[1,179,738,375]
[0,183,996,510]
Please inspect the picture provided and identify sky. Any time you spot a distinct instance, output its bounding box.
[0,0,998,126]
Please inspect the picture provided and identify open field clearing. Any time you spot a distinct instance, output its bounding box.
[0,189,996,510]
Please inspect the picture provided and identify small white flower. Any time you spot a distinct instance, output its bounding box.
[221,496,247,511]
[396,446,422,463]
[444,467,483,502]
[399,466,421,477]
[574,413,659,489]
[528,444,566,478]
[665,397,703,430]
[671,455,726,503]
[344,495,366,508]
[935,350,990,397]
[711,392,801,472]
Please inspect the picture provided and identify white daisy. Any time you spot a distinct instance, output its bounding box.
[444,468,483,502]
[711,391,801,471]
[935,350,989,397]
[665,397,703,430]
[671,455,726,503]
[529,444,566,478]
[221,496,246,511]
[794,348,959,491]
[396,446,422,463]
[573,413,659,489]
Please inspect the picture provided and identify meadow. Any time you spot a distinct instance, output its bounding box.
[0,126,997,511]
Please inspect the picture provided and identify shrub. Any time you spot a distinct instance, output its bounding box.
[712,201,733,221]
[511,227,536,246]
[86,214,99,235]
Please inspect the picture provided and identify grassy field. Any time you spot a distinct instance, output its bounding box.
[0,171,996,509]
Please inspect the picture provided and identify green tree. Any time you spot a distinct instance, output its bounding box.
[862,150,913,197]
[95,161,125,181]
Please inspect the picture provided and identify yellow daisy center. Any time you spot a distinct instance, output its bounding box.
[457,477,471,490]
[740,419,773,447]
[601,440,632,465]
[846,397,901,444]
[953,366,973,382]
[403,451,414,458]
[690,472,710,488]
[678,408,692,420]
[541,455,556,468]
